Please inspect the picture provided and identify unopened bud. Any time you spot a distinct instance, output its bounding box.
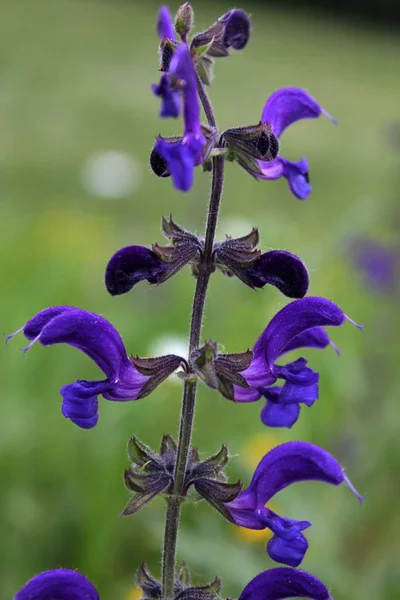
[175,2,194,39]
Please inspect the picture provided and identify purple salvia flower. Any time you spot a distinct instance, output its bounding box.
[225,441,364,567]
[239,567,332,600]
[154,43,206,191]
[254,88,337,199]
[6,307,179,429]
[242,250,309,297]
[105,245,169,296]
[13,569,99,600]
[220,9,251,51]
[157,5,176,41]
[232,297,361,428]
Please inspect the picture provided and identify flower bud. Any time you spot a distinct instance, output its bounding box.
[175,3,194,39]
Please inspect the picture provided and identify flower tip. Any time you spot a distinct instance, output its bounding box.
[330,340,342,356]
[4,327,23,345]
[345,314,364,333]
[343,474,365,506]
[322,108,338,126]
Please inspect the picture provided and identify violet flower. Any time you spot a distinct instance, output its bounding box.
[254,88,337,199]
[239,567,332,600]
[225,441,364,567]
[233,297,361,428]
[6,307,182,429]
[13,569,99,600]
[105,245,169,295]
[153,43,206,191]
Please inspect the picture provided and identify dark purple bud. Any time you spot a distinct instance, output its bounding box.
[243,250,309,297]
[221,9,251,50]
[150,146,171,177]
[105,245,169,296]
[238,567,332,600]
[13,569,99,600]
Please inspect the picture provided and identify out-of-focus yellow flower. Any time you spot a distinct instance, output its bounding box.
[234,525,273,543]
[35,208,108,261]
[125,586,142,600]
[241,432,282,470]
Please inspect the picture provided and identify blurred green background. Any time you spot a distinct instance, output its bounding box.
[1,0,399,598]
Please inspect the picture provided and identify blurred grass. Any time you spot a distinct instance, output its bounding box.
[1,0,400,598]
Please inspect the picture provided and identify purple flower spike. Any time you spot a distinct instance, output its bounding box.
[105,245,169,296]
[225,441,362,566]
[251,88,336,199]
[239,567,332,600]
[157,6,175,41]
[230,297,358,427]
[6,307,183,428]
[14,569,99,600]
[243,250,309,298]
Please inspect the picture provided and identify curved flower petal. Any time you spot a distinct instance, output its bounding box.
[157,6,175,40]
[13,569,99,600]
[243,250,309,298]
[238,567,331,600]
[5,306,75,343]
[257,157,312,200]
[261,88,337,138]
[105,245,168,296]
[28,308,129,379]
[221,9,251,50]
[253,297,346,371]
[229,441,345,510]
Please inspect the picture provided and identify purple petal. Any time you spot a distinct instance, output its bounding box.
[60,381,107,429]
[157,6,176,40]
[32,308,129,379]
[238,567,331,600]
[13,569,99,600]
[229,441,344,509]
[283,326,333,354]
[221,9,251,50]
[257,157,312,200]
[232,385,262,402]
[265,512,311,567]
[152,73,181,118]
[260,391,301,428]
[12,306,76,342]
[155,136,200,192]
[243,250,309,298]
[261,87,336,138]
[171,44,202,138]
[253,297,346,370]
[105,245,168,296]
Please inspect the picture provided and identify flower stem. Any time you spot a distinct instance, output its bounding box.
[161,92,224,600]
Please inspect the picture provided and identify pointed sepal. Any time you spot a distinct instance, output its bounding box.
[136,564,162,600]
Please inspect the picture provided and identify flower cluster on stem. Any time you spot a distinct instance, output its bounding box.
[8,4,364,600]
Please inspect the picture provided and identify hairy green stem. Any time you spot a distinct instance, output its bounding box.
[161,88,224,600]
